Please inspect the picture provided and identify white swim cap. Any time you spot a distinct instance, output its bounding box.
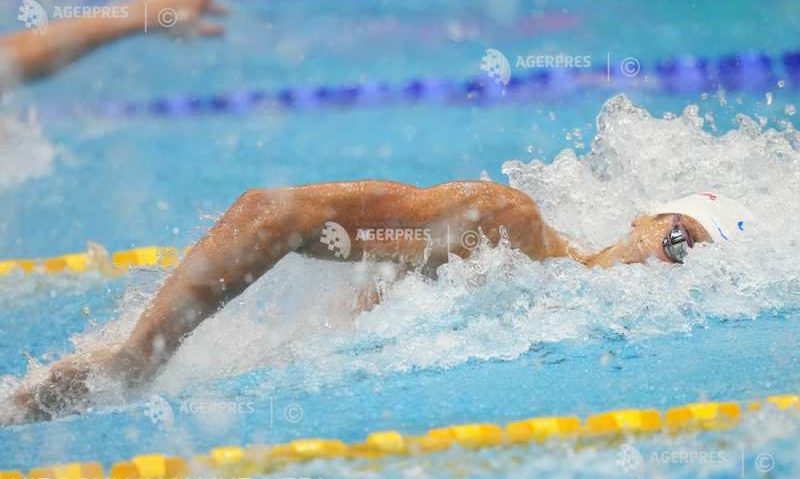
[651,192,754,242]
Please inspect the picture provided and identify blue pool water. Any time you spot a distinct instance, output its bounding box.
[2,0,800,477]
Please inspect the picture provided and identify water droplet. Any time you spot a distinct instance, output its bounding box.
[777,80,785,89]
[704,113,717,132]
[765,92,773,106]
[378,145,393,158]
[786,104,797,116]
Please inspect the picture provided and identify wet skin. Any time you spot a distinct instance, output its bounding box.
[8,180,710,423]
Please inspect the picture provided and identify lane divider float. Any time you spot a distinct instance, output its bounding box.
[1,394,798,477]
[39,49,800,120]
[0,243,182,277]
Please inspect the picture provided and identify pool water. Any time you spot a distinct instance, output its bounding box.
[1,0,800,477]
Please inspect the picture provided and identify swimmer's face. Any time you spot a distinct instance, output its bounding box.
[587,214,712,267]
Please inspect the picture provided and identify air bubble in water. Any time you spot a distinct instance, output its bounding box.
[766,92,773,106]
[786,104,797,116]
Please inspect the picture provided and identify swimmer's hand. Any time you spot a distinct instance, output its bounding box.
[128,0,228,37]
[12,356,91,422]
[10,350,123,423]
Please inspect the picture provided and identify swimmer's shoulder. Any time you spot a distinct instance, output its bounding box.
[426,180,535,203]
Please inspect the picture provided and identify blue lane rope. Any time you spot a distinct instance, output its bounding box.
[54,50,800,119]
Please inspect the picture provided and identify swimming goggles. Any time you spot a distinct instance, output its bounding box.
[662,214,694,263]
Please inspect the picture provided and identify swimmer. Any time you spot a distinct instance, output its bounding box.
[7,182,753,423]
[0,0,226,87]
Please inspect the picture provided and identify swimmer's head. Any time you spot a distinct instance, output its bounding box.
[585,192,753,267]
[650,192,754,244]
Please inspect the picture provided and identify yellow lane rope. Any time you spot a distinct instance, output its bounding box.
[1,394,798,478]
[0,244,182,277]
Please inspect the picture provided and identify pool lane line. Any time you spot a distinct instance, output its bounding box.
[1,394,798,477]
[0,244,182,277]
[36,49,800,120]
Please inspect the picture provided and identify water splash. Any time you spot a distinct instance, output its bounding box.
[0,113,56,190]
[8,95,800,403]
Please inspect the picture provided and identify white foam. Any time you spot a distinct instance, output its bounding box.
[9,95,800,402]
[0,113,57,190]
[129,95,800,395]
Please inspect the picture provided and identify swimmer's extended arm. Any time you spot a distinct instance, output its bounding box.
[9,182,588,423]
[0,0,225,84]
[12,189,306,422]
[113,190,307,385]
